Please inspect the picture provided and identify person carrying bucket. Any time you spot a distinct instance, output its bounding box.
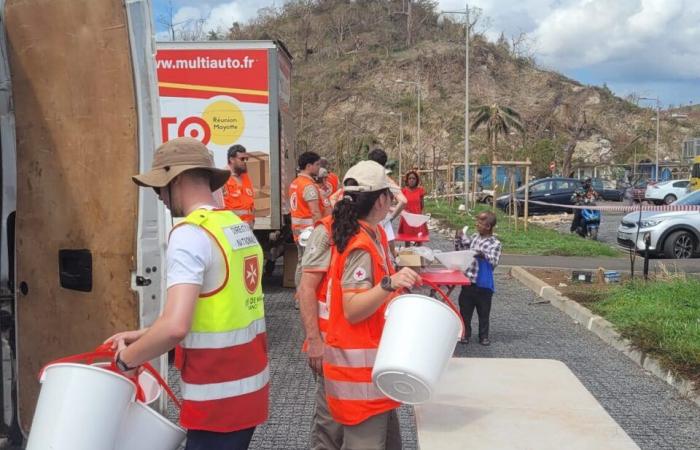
[105,137,268,450]
[324,160,421,449]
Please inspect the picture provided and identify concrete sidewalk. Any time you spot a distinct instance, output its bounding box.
[500,254,700,273]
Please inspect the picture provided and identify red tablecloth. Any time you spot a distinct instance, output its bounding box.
[395,233,430,243]
[420,269,471,287]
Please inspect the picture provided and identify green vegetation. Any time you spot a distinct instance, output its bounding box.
[425,200,620,257]
[590,278,700,384]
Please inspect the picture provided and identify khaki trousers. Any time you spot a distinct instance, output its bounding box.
[341,409,402,450]
[310,377,344,450]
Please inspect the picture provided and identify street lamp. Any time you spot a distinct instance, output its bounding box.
[639,96,660,181]
[440,2,470,209]
[395,78,421,169]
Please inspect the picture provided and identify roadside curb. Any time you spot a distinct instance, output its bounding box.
[510,266,700,408]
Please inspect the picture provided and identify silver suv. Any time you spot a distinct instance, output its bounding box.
[617,190,700,259]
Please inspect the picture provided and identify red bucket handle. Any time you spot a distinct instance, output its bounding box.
[392,279,466,339]
[38,343,181,409]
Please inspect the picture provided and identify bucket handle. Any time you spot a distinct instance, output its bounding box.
[392,278,466,339]
[38,344,181,409]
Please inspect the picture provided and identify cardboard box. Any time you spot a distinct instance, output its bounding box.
[254,187,271,217]
[247,151,269,189]
[397,251,424,268]
[283,244,298,288]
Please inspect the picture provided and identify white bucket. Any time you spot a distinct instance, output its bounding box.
[372,294,463,404]
[93,362,161,405]
[26,363,136,450]
[114,401,186,450]
[401,211,430,227]
[434,250,476,272]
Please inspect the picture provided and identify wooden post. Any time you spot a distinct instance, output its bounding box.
[524,159,530,231]
[448,163,453,207]
[491,164,497,211]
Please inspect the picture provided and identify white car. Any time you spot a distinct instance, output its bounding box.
[617,190,700,258]
[645,179,690,205]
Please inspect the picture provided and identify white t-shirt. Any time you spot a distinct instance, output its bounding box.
[167,210,226,294]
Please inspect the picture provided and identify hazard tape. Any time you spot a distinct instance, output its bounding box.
[511,199,700,213]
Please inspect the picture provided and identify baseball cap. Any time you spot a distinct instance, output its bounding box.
[343,160,392,192]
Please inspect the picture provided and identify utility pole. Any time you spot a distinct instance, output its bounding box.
[640,96,661,181]
[440,3,470,209]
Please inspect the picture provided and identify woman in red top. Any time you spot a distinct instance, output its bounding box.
[398,170,428,237]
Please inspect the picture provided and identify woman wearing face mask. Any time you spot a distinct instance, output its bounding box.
[323,160,420,449]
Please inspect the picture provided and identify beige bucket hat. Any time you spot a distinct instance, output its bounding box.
[132,137,230,191]
[343,160,392,192]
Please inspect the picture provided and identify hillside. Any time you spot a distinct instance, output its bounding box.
[223,0,700,178]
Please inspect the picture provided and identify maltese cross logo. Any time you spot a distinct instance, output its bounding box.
[244,255,259,294]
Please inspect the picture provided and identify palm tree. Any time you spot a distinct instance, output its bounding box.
[470,104,524,162]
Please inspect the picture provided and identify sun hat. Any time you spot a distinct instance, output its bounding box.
[343,160,392,193]
[132,137,230,191]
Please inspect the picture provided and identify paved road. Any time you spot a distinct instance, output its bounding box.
[551,202,626,246]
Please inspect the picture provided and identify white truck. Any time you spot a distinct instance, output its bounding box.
[0,0,294,441]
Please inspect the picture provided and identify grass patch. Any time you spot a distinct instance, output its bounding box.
[590,278,700,385]
[425,200,620,257]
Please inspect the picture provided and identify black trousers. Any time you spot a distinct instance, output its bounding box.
[458,285,493,339]
[185,427,256,450]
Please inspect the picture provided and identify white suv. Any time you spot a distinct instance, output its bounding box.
[617,190,700,259]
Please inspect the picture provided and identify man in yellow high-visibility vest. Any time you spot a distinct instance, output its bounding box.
[106,137,268,450]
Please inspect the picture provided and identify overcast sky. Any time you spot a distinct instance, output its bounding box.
[152,0,700,108]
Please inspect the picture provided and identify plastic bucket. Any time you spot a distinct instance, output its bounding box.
[114,401,186,450]
[93,362,161,405]
[401,211,430,227]
[372,294,463,404]
[434,250,476,272]
[26,363,136,450]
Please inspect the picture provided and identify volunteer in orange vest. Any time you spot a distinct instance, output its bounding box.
[298,213,342,449]
[316,167,334,217]
[222,144,255,228]
[105,138,268,450]
[289,151,323,286]
[320,157,340,193]
[323,160,420,448]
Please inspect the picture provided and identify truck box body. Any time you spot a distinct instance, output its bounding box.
[156,41,295,230]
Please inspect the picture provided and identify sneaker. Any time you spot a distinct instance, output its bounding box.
[294,300,300,310]
[479,338,491,346]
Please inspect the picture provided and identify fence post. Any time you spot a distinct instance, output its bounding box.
[524,159,530,231]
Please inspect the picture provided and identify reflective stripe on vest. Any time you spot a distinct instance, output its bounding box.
[292,217,314,226]
[324,378,386,401]
[176,209,268,432]
[182,318,266,349]
[324,346,377,368]
[181,364,270,402]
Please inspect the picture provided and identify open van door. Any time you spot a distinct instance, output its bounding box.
[3,0,164,432]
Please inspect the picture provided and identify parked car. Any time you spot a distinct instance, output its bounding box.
[629,179,649,202]
[617,190,700,258]
[496,177,583,214]
[592,178,624,201]
[644,179,689,205]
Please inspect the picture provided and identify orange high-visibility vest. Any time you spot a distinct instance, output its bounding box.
[323,223,399,426]
[222,172,255,225]
[289,174,321,242]
[327,172,340,193]
[302,216,333,353]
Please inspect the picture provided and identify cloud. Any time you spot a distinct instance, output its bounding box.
[158,1,269,37]
[531,0,700,81]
